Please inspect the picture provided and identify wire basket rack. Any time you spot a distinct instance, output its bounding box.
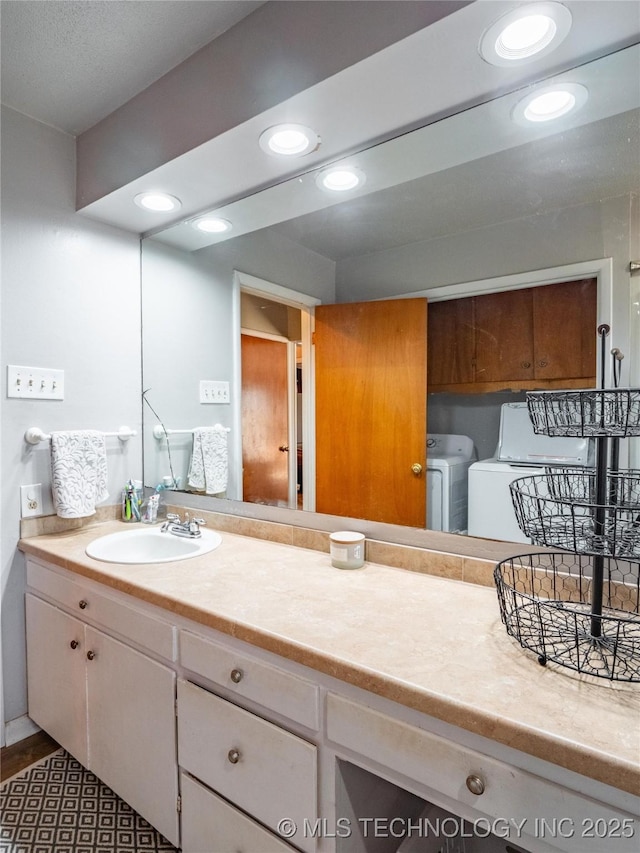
[510,469,640,560]
[495,553,640,681]
[526,388,640,437]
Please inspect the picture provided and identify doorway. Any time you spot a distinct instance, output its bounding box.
[234,272,318,510]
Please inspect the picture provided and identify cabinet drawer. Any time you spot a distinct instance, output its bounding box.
[27,559,175,660]
[181,772,298,853]
[327,694,638,853]
[180,629,319,729]
[178,679,317,853]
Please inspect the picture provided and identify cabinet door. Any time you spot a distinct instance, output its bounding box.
[474,289,534,383]
[85,627,179,847]
[533,279,597,381]
[25,594,88,766]
[427,296,475,385]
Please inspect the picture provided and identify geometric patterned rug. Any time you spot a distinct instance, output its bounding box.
[0,750,177,853]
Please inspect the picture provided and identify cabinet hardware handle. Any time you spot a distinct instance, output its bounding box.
[465,774,485,795]
[69,640,79,650]
[411,463,423,475]
[227,748,241,764]
[537,360,548,368]
[79,600,88,610]
[86,650,96,661]
[521,361,531,369]
[230,668,243,684]
[278,445,289,452]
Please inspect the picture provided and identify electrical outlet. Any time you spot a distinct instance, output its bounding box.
[20,484,44,518]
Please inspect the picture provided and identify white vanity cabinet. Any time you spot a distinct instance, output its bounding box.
[177,629,319,853]
[25,560,180,848]
[22,553,639,853]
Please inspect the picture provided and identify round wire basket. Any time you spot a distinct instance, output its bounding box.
[494,553,640,681]
[510,470,640,560]
[526,388,640,437]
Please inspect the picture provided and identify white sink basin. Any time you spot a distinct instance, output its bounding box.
[86,526,222,564]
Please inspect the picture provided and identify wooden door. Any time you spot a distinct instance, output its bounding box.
[315,298,427,527]
[86,627,179,846]
[533,279,597,381]
[427,296,475,386]
[241,334,289,505]
[474,288,534,383]
[25,594,88,766]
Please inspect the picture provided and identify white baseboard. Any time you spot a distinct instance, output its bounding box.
[4,714,40,747]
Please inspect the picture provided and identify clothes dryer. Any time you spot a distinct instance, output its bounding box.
[468,403,591,543]
[426,434,476,533]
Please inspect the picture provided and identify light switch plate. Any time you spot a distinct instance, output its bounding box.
[7,365,65,400]
[199,380,230,404]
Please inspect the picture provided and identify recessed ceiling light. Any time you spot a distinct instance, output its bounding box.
[259,124,320,157]
[315,166,366,192]
[513,82,588,124]
[480,2,572,66]
[191,216,232,234]
[134,192,181,212]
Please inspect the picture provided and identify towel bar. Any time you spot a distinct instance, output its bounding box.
[152,424,230,439]
[25,425,137,445]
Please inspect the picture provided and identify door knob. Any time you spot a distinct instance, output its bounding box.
[279,445,289,452]
[411,463,423,475]
[69,640,79,650]
[86,650,95,661]
[227,748,241,764]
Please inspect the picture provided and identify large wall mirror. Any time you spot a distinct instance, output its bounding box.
[141,40,640,548]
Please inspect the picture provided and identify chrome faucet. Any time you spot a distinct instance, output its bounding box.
[161,512,206,538]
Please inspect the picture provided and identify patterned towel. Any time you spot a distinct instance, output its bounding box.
[50,430,109,518]
[187,426,228,495]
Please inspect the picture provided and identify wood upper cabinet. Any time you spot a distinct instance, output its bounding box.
[532,278,597,380]
[474,288,534,383]
[428,278,596,392]
[427,296,475,386]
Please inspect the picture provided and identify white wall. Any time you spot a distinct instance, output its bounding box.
[142,225,335,497]
[0,106,142,743]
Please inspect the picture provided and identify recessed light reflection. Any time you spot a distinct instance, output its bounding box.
[316,166,365,192]
[192,217,232,234]
[513,83,588,124]
[134,192,181,212]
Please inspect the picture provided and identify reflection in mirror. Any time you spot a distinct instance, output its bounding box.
[142,44,640,543]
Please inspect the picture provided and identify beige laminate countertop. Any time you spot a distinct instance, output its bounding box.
[19,520,640,797]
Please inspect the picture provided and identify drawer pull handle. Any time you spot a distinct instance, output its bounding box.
[466,774,485,796]
[69,640,79,650]
[79,599,88,610]
[227,748,241,764]
[86,650,96,661]
[230,668,244,684]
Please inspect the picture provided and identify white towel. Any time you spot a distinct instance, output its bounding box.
[187,426,228,495]
[50,430,109,518]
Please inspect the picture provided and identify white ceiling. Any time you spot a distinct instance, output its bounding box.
[0,0,264,134]
[1,0,638,255]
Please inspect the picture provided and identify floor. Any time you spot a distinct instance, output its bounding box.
[1,734,177,853]
[1,732,59,783]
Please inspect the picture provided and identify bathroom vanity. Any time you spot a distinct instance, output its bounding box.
[19,521,640,853]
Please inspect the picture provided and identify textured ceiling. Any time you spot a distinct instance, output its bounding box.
[0,0,264,134]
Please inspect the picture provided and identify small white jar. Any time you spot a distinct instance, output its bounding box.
[329,531,366,569]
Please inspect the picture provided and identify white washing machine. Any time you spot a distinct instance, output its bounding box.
[468,403,591,543]
[426,434,476,533]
